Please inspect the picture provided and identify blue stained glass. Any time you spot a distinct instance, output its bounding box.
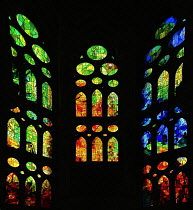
[165,16,177,24]
[157,111,168,120]
[157,125,168,154]
[174,107,182,113]
[145,45,161,64]
[144,68,153,78]
[141,131,152,156]
[141,82,152,111]
[158,55,170,66]
[174,118,187,149]
[168,27,185,48]
[142,118,151,126]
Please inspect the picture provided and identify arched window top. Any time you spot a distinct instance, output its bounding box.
[43,131,52,158]
[76,137,87,162]
[107,92,118,117]
[41,179,52,208]
[141,82,152,110]
[158,175,170,205]
[7,118,20,149]
[32,44,50,63]
[10,25,26,47]
[168,27,185,48]
[42,82,52,110]
[157,70,169,103]
[87,45,107,60]
[92,137,103,161]
[76,92,87,117]
[92,89,102,117]
[174,118,187,149]
[16,14,39,38]
[144,45,161,64]
[26,125,38,154]
[107,136,118,162]
[157,124,168,154]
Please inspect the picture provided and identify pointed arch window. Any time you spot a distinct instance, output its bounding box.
[92,137,103,161]
[157,70,169,103]
[43,131,52,158]
[41,179,52,208]
[5,173,19,205]
[107,136,118,162]
[26,125,37,154]
[7,118,20,149]
[42,82,52,110]
[76,137,87,162]
[175,63,183,95]
[107,92,118,117]
[142,179,153,207]
[76,92,87,117]
[174,118,187,149]
[158,175,170,205]
[25,69,37,102]
[141,131,152,156]
[141,82,152,110]
[92,89,102,117]
[25,176,36,206]
[157,125,168,154]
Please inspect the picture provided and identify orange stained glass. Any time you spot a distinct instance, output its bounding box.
[5,173,19,205]
[108,125,118,132]
[175,172,189,203]
[92,89,102,117]
[41,179,52,208]
[76,137,87,162]
[76,92,87,117]
[142,165,152,174]
[10,107,20,113]
[158,175,170,205]
[7,118,20,149]
[157,161,169,170]
[107,136,118,162]
[142,179,153,207]
[75,79,86,87]
[43,131,52,158]
[107,92,118,117]
[92,125,103,132]
[76,125,87,132]
[92,137,103,161]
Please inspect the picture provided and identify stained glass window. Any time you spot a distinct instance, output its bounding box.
[157,161,168,170]
[175,63,183,95]
[26,162,37,171]
[25,176,36,206]
[26,110,37,120]
[158,175,170,205]
[107,136,118,162]
[177,157,187,166]
[76,137,87,162]
[174,118,187,149]
[76,125,87,132]
[26,125,37,154]
[25,69,37,102]
[144,45,161,64]
[144,68,152,78]
[157,110,168,120]
[168,27,185,48]
[157,70,169,103]
[7,157,20,167]
[142,165,152,174]
[10,25,26,47]
[5,173,19,205]
[42,82,52,110]
[76,62,94,75]
[107,125,118,132]
[43,118,53,127]
[92,77,103,85]
[41,180,52,208]
[42,67,52,78]
[75,79,86,87]
[142,179,153,207]
[176,47,184,58]
[141,82,152,110]
[141,118,151,126]
[107,92,118,117]
[92,137,103,161]
[100,63,118,76]
[87,45,107,60]
[32,44,50,63]
[108,80,119,87]
[7,118,20,149]
[92,89,102,117]
[42,166,52,175]
[76,92,87,117]
[157,125,168,154]
[175,172,189,203]
[24,54,36,65]
[141,131,152,156]
[11,46,18,57]
[92,125,103,132]
[12,63,19,85]
[43,131,52,158]
[158,55,170,66]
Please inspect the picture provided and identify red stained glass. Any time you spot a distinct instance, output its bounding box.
[142,179,153,207]
[41,179,52,208]
[92,137,103,161]
[76,92,87,117]
[76,137,87,162]
[158,175,170,205]
[25,176,36,206]
[142,165,151,174]
[157,161,168,170]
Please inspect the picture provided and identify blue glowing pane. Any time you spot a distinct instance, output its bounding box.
[158,55,170,66]
[174,107,182,113]
[168,27,185,48]
[141,131,152,156]
[141,83,152,111]
[142,118,151,126]
[174,118,187,149]
[165,16,177,24]
[157,125,168,153]
[145,46,161,64]
[157,111,168,120]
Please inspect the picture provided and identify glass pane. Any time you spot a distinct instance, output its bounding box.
[41,180,52,208]
[92,89,102,117]
[7,118,20,149]
[157,70,169,103]
[87,45,107,60]
[92,137,103,161]
[26,125,37,154]
[158,175,170,205]
[107,92,118,117]
[76,92,87,117]
[174,118,187,149]
[157,125,168,154]
[42,82,52,110]
[26,69,37,102]
[10,25,26,47]
[76,137,87,162]
[25,176,36,206]
[43,131,52,158]
[141,82,152,110]
[32,44,50,63]
[107,136,118,162]
[142,179,153,207]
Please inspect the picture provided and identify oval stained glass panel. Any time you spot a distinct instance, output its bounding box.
[11,47,18,57]
[10,25,26,47]
[76,62,94,75]
[100,63,118,76]
[168,27,185,48]
[141,118,151,126]
[16,14,39,38]
[92,77,102,85]
[157,110,168,120]
[7,157,19,167]
[142,165,151,174]
[26,110,37,120]
[155,16,177,39]
[108,125,118,132]
[157,161,168,170]
[43,118,53,127]
[177,157,187,166]
[41,67,51,78]
[87,45,107,60]
[144,68,152,78]
[176,47,184,58]
[92,125,103,132]
[24,54,36,65]
[75,79,86,87]
[76,125,87,132]
[42,166,52,175]
[32,44,50,63]
[158,55,170,66]
[174,107,182,113]
[144,45,161,64]
[26,162,37,171]
[108,80,119,87]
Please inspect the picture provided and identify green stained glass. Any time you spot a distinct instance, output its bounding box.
[10,25,26,47]
[100,63,118,76]
[158,55,170,66]
[25,176,36,206]
[11,47,17,57]
[87,45,107,60]
[157,70,169,103]
[25,69,37,102]
[26,162,37,171]
[43,131,52,158]
[108,80,119,87]
[16,14,39,38]
[107,92,118,117]
[92,89,102,117]
[92,77,103,85]
[175,63,183,95]
[176,47,184,58]
[26,125,37,154]
[144,68,153,78]
[24,54,35,65]
[7,118,20,149]
[32,44,50,63]
[12,63,19,85]
[76,62,94,75]
[26,110,37,120]
[107,136,118,161]
[42,82,52,110]
[41,67,52,78]
[8,16,11,20]
[145,45,161,64]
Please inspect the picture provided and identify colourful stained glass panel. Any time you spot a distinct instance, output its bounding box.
[141,131,152,156]
[141,82,152,110]
[142,165,152,174]
[100,63,118,76]
[76,137,87,162]
[75,79,86,87]
[32,44,50,63]
[107,92,118,117]
[42,166,52,175]
[26,162,37,171]
[158,175,170,205]
[43,131,52,158]
[157,70,169,103]
[108,79,119,87]
[25,176,36,206]
[11,46,17,57]
[92,125,103,132]
[7,118,20,149]
[107,125,118,132]
[25,69,37,102]
[42,67,51,78]
[87,45,107,60]
[145,45,161,64]
[92,89,102,117]
[76,125,87,132]
[158,55,170,66]
[10,25,26,47]
[157,161,168,170]
[141,118,151,126]
[76,92,87,117]
[157,110,168,120]
[26,110,37,120]
[41,180,52,208]
[92,77,102,85]
[43,118,53,127]
[174,107,182,113]
[174,118,187,149]
[175,63,183,95]
[176,47,184,58]
[26,125,37,154]
[177,157,187,166]
[92,137,103,161]
[107,136,118,162]
[24,54,35,65]
[142,179,153,207]
[144,68,153,78]
[168,27,185,48]
[76,62,94,75]
[157,125,168,154]
[12,63,19,85]
[7,157,19,167]
[42,82,52,110]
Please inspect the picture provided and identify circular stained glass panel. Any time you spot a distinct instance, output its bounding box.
[87,45,107,60]
[75,79,86,87]
[26,162,37,171]
[108,80,119,87]
[32,44,50,63]
[7,157,19,167]
[76,125,87,132]
[108,125,118,132]
[76,62,94,75]
[42,166,52,175]
[92,125,103,132]
[100,63,118,76]
[92,77,102,85]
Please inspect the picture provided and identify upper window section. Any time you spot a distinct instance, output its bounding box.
[168,27,185,48]
[42,82,52,110]
[10,25,26,47]
[16,14,39,38]
[144,45,161,64]
[155,16,177,39]
[87,45,107,60]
